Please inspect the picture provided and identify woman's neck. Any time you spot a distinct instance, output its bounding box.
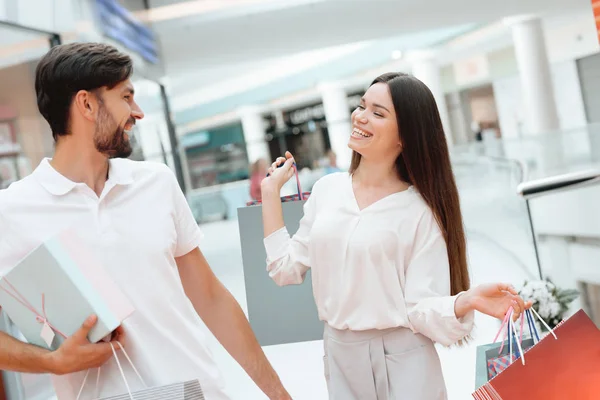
[353,156,401,187]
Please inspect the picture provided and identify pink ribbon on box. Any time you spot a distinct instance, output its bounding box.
[0,277,67,339]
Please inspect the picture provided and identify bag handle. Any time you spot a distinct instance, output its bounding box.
[493,306,558,367]
[266,161,305,200]
[529,307,557,339]
[76,341,147,400]
[496,308,525,365]
[509,310,524,364]
[494,306,556,345]
[526,307,540,342]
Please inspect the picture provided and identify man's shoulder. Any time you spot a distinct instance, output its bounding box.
[113,158,176,183]
[0,175,43,207]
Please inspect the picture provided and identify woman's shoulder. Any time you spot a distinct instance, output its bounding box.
[312,171,349,193]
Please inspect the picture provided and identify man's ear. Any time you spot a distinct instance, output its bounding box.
[73,90,97,122]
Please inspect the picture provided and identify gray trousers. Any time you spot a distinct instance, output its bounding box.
[323,324,447,400]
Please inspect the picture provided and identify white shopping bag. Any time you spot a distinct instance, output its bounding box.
[77,342,205,400]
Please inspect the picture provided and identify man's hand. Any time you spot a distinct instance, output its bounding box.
[46,315,125,375]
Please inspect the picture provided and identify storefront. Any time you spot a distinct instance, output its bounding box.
[263,91,362,170]
[0,105,24,189]
[183,123,250,189]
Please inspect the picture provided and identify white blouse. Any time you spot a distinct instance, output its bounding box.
[264,172,474,346]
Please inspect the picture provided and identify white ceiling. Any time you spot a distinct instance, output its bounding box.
[151,0,576,73]
[130,0,588,126]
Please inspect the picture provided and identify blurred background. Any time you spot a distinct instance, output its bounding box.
[1,0,600,399]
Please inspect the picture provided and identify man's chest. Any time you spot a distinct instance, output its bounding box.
[2,194,178,277]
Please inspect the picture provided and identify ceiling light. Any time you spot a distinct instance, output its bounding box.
[391,50,403,60]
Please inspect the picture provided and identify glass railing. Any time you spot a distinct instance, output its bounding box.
[450,126,600,332]
[452,123,600,179]
[450,151,542,282]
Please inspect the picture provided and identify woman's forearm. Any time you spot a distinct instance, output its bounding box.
[261,185,286,237]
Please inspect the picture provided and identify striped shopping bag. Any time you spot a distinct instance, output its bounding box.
[99,380,204,400]
[76,342,205,400]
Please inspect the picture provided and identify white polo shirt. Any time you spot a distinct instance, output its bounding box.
[0,158,230,399]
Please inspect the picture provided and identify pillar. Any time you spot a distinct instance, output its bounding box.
[505,15,563,171]
[506,16,560,135]
[238,106,270,164]
[318,82,352,170]
[409,51,453,147]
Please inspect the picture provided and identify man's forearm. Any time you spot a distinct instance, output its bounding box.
[191,283,290,399]
[0,331,54,373]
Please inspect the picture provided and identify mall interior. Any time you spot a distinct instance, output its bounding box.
[1,0,600,399]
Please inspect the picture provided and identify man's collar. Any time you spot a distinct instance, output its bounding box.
[107,158,134,186]
[33,158,134,196]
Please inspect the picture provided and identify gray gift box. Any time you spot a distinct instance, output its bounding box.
[0,231,134,350]
[237,200,324,346]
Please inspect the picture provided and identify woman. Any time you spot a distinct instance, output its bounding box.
[260,73,529,400]
[249,158,267,201]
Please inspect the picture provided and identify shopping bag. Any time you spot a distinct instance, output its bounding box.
[475,307,554,389]
[0,229,134,350]
[237,163,322,347]
[473,309,600,399]
[77,342,205,400]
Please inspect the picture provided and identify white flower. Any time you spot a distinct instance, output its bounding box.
[549,301,561,317]
[538,302,552,319]
[518,279,578,330]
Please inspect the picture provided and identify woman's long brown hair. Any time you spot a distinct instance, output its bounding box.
[349,72,470,296]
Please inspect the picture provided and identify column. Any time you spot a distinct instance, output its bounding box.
[506,16,560,134]
[318,82,352,170]
[505,15,562,171]
[238,106,270,164]
[446,91,470,145]
[409,51,453,147]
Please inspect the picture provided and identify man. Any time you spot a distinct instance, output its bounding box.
[0,42,291,399]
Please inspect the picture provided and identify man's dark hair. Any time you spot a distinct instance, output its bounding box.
[35,42,133,141]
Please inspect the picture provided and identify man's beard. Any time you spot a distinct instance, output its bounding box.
[94,103,133,159]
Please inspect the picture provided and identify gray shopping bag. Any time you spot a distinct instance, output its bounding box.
[237,200,323,347]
